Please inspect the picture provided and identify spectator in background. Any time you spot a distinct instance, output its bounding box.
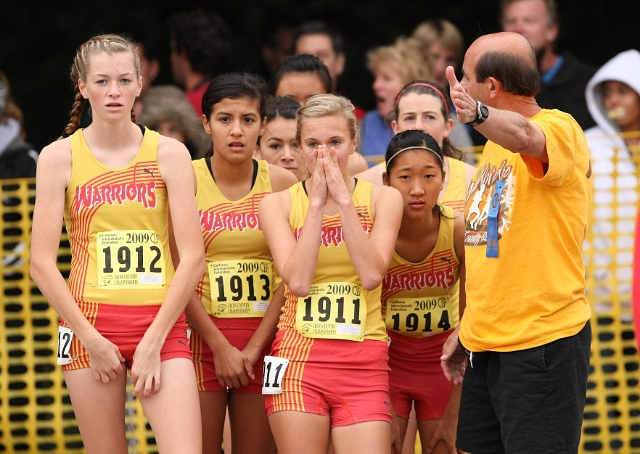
[292,21,365,120]
[584,50,640,313]
[411,19,474,151]
[293,21,345,92]
[270,54,333,106]
[360,37,431,162]
[139,85,210,160]
[261,22,296,77]
[1,69,39,277]
[0,70,38,179]
[131,34,161,119]
[501,0,596,130]
[270,54,369,175]
[583,48,640,452]
[168,8,231,116]
[412,19,463,87]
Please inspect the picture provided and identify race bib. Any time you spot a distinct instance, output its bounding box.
[385,296,454,338]
[295,282,366,341]
[262,355,289,395]
[208,260,272,318]
[97,230,165,288]
[57,326,74,365]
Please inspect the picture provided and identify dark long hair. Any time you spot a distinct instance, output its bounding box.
[201,72,269,158]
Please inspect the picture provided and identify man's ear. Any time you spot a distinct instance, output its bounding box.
[487,76,501,100]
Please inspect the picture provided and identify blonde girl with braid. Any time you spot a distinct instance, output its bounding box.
[30,34,204,453]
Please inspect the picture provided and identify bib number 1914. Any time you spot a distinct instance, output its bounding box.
[262,355,289,395]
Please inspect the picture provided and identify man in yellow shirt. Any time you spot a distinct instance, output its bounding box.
[441,32,592,454]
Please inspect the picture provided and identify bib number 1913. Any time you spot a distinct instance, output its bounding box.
[262,355,289,395]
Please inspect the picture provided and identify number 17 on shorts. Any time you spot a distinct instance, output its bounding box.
[262,356,289,395]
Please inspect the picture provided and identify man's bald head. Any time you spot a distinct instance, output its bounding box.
[467,32,540,97]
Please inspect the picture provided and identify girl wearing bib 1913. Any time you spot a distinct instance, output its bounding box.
[30,34,205,454]
[381,130,466,454]
[184,73,297,454]
[259,94,404,454]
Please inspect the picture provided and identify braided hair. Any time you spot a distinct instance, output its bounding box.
[60,34,140,139]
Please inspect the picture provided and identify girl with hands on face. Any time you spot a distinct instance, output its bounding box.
[259,94,404,454]
[30,34,204,453]
[185,73,297,454]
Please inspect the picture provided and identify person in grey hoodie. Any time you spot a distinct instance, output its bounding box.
[0,70,38,179]
[585,49,640,314]
[0,70,39,275]
[583,49,640,451]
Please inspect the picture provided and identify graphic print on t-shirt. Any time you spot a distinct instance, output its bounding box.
[464,159,514,247]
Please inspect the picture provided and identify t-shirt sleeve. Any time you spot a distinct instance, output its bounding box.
[525,110,588,188]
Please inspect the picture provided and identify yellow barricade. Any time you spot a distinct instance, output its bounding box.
[4,138,640,454]
[0,179,157,454]
[582,138,640,453]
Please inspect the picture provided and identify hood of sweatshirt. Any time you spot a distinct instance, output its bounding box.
[585,49,640,137]
[0,118,20,156]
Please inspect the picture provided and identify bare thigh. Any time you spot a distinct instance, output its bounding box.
[395,416,410,453]
[401,406,417,454]
[228,393,276,454]
[269,411,331,454]
[199,391,228,454]
[64,368,128,454]
[332,421,391,454]
[419,418,467,454]
[223,407,232,453]
[139,358,202,454]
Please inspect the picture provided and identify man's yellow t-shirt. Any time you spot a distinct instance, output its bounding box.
[461,109,592,352]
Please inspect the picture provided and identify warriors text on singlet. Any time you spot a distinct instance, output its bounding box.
[278,179,387,342]
[381,205,460,338]
[194,159,278,328]
[64,128,174,306]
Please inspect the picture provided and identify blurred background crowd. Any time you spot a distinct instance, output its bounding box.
[4,1,640,452]
[1,0,638,154]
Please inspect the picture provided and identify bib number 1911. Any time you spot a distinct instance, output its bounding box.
[262,355,289,395]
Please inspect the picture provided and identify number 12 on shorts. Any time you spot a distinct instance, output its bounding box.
[57,326,74,365]
[262,356,289,395]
